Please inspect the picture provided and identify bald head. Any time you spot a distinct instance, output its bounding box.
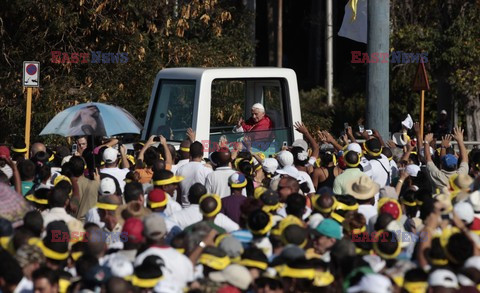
[200,196,220,218]
[217,148,231,167]
[318,194,335,212]
[30,142,46,158]
[180,140,192,159]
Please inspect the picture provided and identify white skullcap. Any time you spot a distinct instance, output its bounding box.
[251,103,265,112]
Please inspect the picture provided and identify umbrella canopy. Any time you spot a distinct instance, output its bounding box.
[39,102,143,137]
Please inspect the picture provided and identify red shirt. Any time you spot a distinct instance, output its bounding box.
[241,115,274,142]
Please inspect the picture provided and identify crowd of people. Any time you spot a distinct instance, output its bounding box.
[0,109,479,293]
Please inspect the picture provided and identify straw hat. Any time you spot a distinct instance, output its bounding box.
[346,175,379,200]
[115,201,152,226]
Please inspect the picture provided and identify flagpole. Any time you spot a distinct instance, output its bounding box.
[366,0,390,140]
[326,0,333,106]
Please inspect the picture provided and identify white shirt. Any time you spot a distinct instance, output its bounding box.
[101,167,129,192]
[298,170,315,194]
[135,246,194,289]
[368,154,391,188]
[360,157,373,177]
[14,277,32,293]
[176,161,213,204]
[85,207,105,228]
[169,204,239,232]
[390,160,399,180]
[164,194,182,217]
[205,166,237,198]
[42,207,82,228]
[358,204,378,226]
[171,159,189,174]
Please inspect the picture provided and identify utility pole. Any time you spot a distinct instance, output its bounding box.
[367,0,390,140]
[277,0,283,67]
[326,0,333,106]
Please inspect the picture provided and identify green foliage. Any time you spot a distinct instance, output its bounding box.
[0,0,254,144]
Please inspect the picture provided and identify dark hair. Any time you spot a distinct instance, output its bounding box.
[75,254,99,278]
[23,210,43,237]
[144,147,158,167]
[446,233,473,266]
[36,163,51,184]
[60,161,74,178]
[188,183,207,204]
[0,250,23,286]
[32,266,59,286]
[124,182,144,203]
[18,159,36,181]
[54,180,72,200]
[382,147,393,159]
[190,141,204,158]
[400,189,418,218]
[291,146,308,166]
[419,198,437,221]
[320,152,334,167]
[404,268,428,282]
[12,227,35,251]
[429,238,448,267]
[49,186,69,208]
[285,193,306,219]
[70,156,85,177]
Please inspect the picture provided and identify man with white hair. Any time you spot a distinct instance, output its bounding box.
[234,103,274,143]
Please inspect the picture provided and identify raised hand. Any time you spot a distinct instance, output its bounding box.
[453,127,464,142]
[424,133,434,144]
[294,121,309,135]
[441,134,452,148]
[186,128,196,142]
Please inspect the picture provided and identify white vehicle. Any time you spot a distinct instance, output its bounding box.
[142,67,302,156]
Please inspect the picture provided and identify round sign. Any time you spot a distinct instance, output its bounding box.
[26,64,37,75]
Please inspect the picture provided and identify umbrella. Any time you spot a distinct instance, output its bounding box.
[39,102,143,137]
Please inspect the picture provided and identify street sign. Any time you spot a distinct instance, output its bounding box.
[412,60,429,91]
[23,61,40,87]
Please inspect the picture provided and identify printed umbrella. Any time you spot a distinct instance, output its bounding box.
[39,102,142,137]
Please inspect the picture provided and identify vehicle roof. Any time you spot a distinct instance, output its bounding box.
[155,67,297,80]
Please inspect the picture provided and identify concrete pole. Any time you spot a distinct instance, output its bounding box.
[367,0,390,140]
[277,0,283,67]
[326,0,333,106]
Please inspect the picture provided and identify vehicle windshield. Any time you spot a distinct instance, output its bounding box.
[148,80,195,141]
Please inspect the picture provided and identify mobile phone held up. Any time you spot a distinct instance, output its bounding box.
[71,143,77,155]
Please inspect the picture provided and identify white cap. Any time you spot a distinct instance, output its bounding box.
[292,139,308,151]
[209,264,253,290]
[441,109,447,115]
[348,274,393,293]
[454,202,475,224]
[406,164,421,177]
[251,103,265,113]
[103,147,118,163]
[99,177,116,195]
[107,254,133,277]
[346,143,362,154]
[263,158,279,174]
[428,269,459,289]
[307,213,324,229]
[276,150,294,167]
[362,255,386,273]
[276,165,300,180]
[464,256,480,271]
[392,132,408,147]
[61,155,72,166]
[468,191,480,213]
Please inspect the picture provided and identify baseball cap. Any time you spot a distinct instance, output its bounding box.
[406,164,421,177]
[0,146,10,159]
[229,172,247,188]
[292,139,308,151]
[276,151,294,167]
[143,214,167,241]
[453,202,474,224]
[346,143,362,154]
[103,147,118,163]
[218,235,244,259]
[262,158,278,174]
[348,274,393,293]
[312,219,343,240]
[442,154,458,169]
[147,189,168,209]
[107,254,134,278]
[209,264,253,290]
[99,177,116,195]
[276,165,300,180]
[441,109,447,115]
[428,269,459,289]
[122,217,144,243]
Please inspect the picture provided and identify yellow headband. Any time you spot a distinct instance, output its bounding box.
[230,180,247,188]
[248,214,273,236]
[351,226,366,234]
[344,151,361,168]
[96,202,120,211]
[153,176,184,186]
[199,253,231,270]
[262,202,282,212]
[131,275,163,288]
[238,259,268,270]
[58,278,71,293]
[377,198,403,220]
[330,212,345,223]
[214,234,229,247]
[54,175,72,187]
[372,230,401,260]
[355,247,371,255]
[12,147,27,153]
[71,251,83,261]
[313,271,335,287]
[312,195,337,214]
[403,281,428,293]
[335,201,359,211]
[26,194,48,205]
[180,147,190,152]
[254,187,267,199]
[431,258,449,266]
[276,265,315,280]
[37,241,69,260]
[199,194,222,217]
[401,198,417,207]
[364,142,382,157]
[148,196,168,209]
[48,153,55,162]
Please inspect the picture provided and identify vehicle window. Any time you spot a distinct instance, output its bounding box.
[257,81,286,128]
[210,79,246,131]
[149,80,196,141]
